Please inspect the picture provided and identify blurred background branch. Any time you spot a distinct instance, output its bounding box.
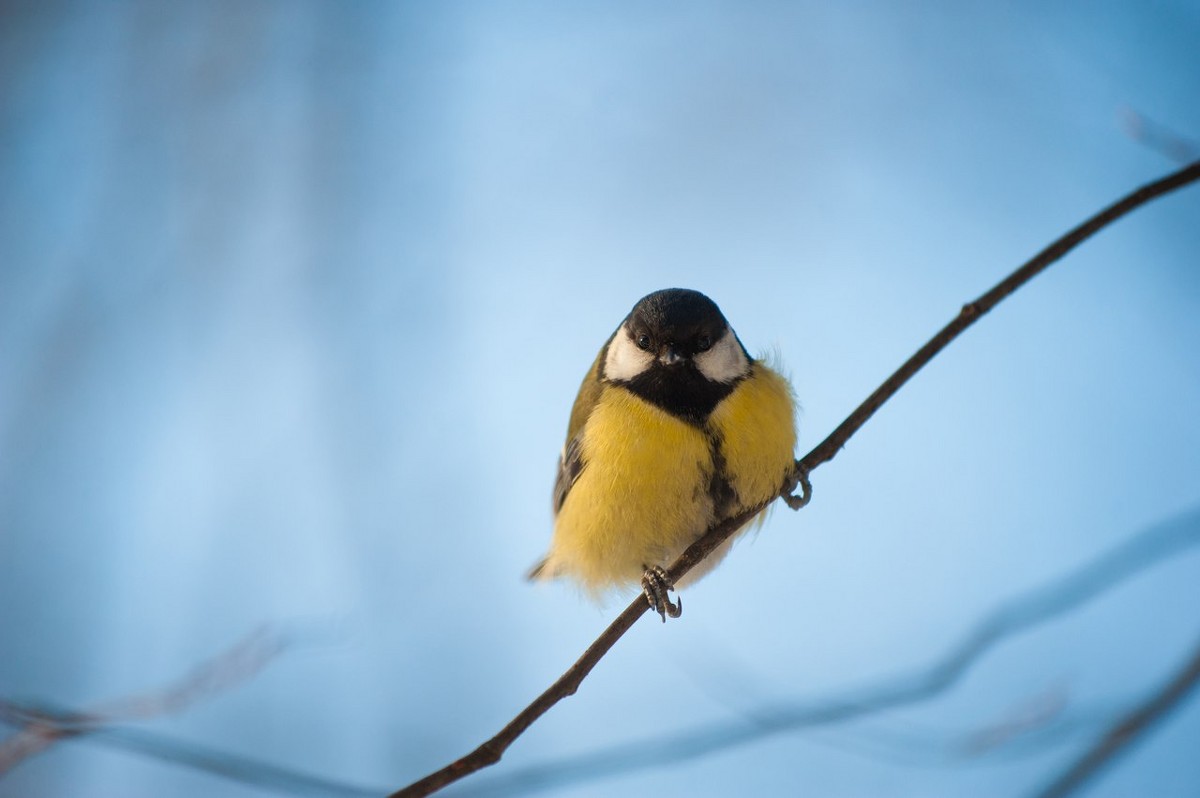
[0,717,384,798]
[0,626,287,775]
[1034,630,1200,798]
[1119,106,1200,164]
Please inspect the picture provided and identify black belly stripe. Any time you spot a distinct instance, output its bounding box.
[609,362,748,517]
[705,430,739,520]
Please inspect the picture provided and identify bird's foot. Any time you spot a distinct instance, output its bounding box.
[641,565,682,622]
[782,463,812,510]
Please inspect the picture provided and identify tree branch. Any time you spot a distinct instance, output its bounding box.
[390,160,1200,798]
[796,159,1200,476]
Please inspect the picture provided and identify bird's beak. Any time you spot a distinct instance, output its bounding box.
[659,346,684,366]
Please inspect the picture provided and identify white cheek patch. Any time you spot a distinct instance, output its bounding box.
[695,329,750,383]
[603,326,655,382]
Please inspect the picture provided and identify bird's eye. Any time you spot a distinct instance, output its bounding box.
[636,333,652,351]
[696,334,712,352]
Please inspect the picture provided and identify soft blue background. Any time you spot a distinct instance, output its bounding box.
[2,2,1199,796]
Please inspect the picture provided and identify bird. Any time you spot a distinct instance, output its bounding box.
[527,288,797,620]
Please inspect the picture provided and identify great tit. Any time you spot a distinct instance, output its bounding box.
[528,288,797,620]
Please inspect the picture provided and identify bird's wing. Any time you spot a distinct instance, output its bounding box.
[552,344,608,515]
[552,434,585,516]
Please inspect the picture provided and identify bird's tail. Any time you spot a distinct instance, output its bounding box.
[525,557,550,581]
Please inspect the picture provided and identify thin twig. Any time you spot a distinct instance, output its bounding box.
[795,160,1200,477]
[1033,633,1200,798]
[390,160,1200,798]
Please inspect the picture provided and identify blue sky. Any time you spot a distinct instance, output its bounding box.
[2,2,1199,796]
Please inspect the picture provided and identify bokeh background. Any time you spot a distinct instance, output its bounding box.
[2,2,1199,796]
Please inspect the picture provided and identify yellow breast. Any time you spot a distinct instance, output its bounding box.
[548,386,714,593]
[543,362,796,595]
[708,363,797,510]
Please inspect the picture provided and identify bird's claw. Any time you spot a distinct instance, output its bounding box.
[641,565,682,622]
[782,463,812,510]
